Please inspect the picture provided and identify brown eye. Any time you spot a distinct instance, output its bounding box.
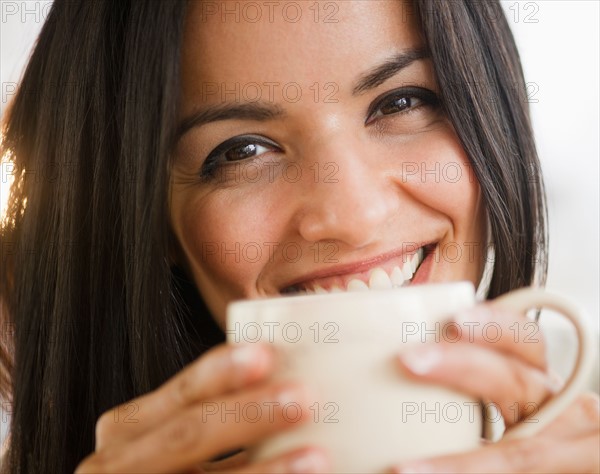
[365,87,440,126]
[224,143,268,162]
[201,135,281,180]
[379,96,420,115]
[206,136,278,164]
[370,95,424,121]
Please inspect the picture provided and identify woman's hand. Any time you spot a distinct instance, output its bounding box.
[394,303,600,473]
[75,343,329,473]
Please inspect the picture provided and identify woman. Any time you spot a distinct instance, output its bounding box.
[0,0,598,472]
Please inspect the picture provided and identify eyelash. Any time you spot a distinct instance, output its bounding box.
[365,86,440,125]
[200,134,280,180]
[200,86,440,181]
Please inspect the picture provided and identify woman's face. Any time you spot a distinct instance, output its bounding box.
[170,0,486,327]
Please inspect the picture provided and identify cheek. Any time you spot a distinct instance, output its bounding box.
[386,126,486,283]
[395,128,481,227]
[173,187,284,292]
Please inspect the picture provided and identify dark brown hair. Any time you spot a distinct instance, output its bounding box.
[0,1,546,472]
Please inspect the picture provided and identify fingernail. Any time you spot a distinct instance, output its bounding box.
[394,463,435,473]
[276,383,309,407]
[289,450,329,473]
[231,344,267,371]
[399,347,443,374]
[546,371,565,393]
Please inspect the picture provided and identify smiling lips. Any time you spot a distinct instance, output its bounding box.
[281,246,430,295]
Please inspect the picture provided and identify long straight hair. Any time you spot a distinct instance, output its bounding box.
[0,1,546,472]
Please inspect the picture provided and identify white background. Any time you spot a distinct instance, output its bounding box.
[1,0,599,448]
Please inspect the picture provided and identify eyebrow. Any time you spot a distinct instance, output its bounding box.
[175,47,428,141]
[175,103,286,142]
[352,47,429,95]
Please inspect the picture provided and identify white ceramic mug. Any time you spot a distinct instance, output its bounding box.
[226,282,596,473]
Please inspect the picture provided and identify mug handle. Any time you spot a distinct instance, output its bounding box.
[492,287,597,440]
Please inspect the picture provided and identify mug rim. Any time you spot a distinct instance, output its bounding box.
[228,280,475,311]
[226,281,476,336]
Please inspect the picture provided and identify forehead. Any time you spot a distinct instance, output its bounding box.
[181,0,424,99]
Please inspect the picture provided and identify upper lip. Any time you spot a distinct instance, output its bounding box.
[278,242,434,292]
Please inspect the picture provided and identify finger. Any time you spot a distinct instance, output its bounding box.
[542,392,600,440]
[446,303,547,371]
[211,447,330,474]
[96,343,274,450]
[85,381,314,473]
[393,432,600,474]
[397,341,556,426]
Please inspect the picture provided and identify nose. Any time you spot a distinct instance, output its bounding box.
[294,138,399,248]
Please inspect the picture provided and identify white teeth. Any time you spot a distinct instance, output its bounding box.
[369,268,393,289]
[285,247,427,296]
[411,254,418,273]
[411,248,424,273]
[391,266,405,287]
[347,279,369,292]
[402,261,413,280]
